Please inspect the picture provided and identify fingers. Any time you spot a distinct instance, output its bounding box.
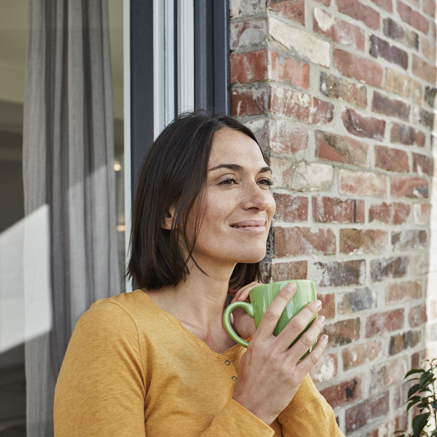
[231,282,261,303]
[295,333,329,375]
[255,283,297,342]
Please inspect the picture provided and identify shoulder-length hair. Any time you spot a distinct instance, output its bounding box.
[127,110,267,290]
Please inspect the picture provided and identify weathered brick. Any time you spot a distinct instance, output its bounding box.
[371,257,409,282]
[231,51,267,84]
[269,51,310,89]
[271,260,307,280]
[273,193,308,222]
[267,0,305,25]
[270,119,308,154]
[313,196,365,224]
[370,35,408,69]
[230,20,267,51]
[341,108,385,140]
[383,17,419,49]
[413,153,434,176]
[414,203,431,225]
[391,123,425,146]
[409,303,428,327]
[231,87,268,117]
[314,8,365,51]
[411,349,427,368]
[424,86,437,108]
[411,253,428,275]
[375,145,409,173]
[337,0,380,30]
[423,0,436,16]
[365,308,405,337]
[427,322,437,341]
[389,330,421,354]
[414,107,434,130]
[339,169,387,197]
[314,260,366,287]
[372,91,410,121]
[315,130,368,167]
[320,375,363,409]
[369,202,391,224]
[421,36,436,63]
[369,359,408,392]
[230,0,266,19]
[386,281,422,304]
[274,226,336,257]
[371,0,393,11]
[345,392,390,433]
[310,351,338,385]
[322,318,361,347]
[334,49,383,87]
[244,118,269,151]
[340,229,387,255]
[393,202,411,224]
[386,69,422,102]
[269,85,334,124]
[392,229,427,250]
[342,339,383,370]
[366,413,408,437]
[319,293,335,320]
[338,287,377,314]
[391,176,429,198]
[412,55,437,84]
[320,72,367,108]
[397,1,429,34]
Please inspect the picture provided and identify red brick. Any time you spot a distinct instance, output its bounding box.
[413,153,434,176]
[397,1,430,34]
[269,86,334,124]
[322,318,361,347]
[389,330,421,354]
[339,169,387,197]
[366,413,408,437]
[370,35,408,69]
[411,253,428,275]
[386,69,422,102]
[334,49,383,87]
[342,340,383,370]
[383,17,419,49]
[310,351,338,385]
[370,257,409,281]
[365,308,405,337]
[412,54,437,84]
[372,91,410,121]
[414,202,431,225]
[341,108,385,140]
[393,202,411,224]
[230,20,267,51]
[320,375,363,409]
[313,196,365,224]
[315,131,368,167]
[269,51,310,89]
[346,392,390,433]
[423,0,436,16]
[409,303,427,327]
[340,229,388,254]
[391,123,425,146]
[392,229,427,250]
[369,202,391,224]
[271,260,307,280]
[319,293,335,320]
[369,358,408,392]
[231,87,268,117]
[414,107,434,130]
[386,281,422,304]
[314,8,365,51]
[411,349,427,368]
[320,72,367,108]
[270,119,308,154]
[391,176,429,198]
[421,36,436,63]
[273,193,308,222]
[375,145,409,173]
[337,0,380,30]
[370,0,393,12]
[231,51,267,84]
[314,260,366,287]
[267,0,305,26]
[274,226,336,257]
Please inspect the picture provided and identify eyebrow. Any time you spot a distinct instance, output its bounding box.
[208,164,272,173]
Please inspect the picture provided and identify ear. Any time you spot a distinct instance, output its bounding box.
[161,203,176,230]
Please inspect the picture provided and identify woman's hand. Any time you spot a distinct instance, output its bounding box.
[228,282,260,340]
[232,283,328,426]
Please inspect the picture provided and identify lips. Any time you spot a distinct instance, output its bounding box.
[230,220,266,230]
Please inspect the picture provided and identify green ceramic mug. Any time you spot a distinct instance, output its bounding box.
[223,280,317,354]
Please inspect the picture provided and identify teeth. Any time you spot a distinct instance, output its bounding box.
[231,225,238,228]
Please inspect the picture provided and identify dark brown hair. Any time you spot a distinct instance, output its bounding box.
[127,110,267,290]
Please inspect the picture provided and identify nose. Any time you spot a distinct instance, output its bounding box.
[241,181,274,212]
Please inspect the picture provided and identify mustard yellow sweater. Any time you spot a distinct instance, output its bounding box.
[54,290,344,436]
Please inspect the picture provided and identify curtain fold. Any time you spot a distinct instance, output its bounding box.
[22,0,120,434]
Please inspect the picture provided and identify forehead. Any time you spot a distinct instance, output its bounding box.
[209,128,265,167]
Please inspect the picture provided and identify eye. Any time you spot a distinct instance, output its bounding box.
[258,178,273,187]
[218,178,237,185]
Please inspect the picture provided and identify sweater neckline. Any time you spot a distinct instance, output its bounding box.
[133,289,246,361]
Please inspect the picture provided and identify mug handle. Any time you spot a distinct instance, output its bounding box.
[223,302,255,348]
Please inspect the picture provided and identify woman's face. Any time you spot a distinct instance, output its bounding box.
[189,128,276,269]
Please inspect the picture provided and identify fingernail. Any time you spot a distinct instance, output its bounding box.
[315,300,322,310]
[321,334,328,343]
[286,283,297,291]
[317,315,325,325]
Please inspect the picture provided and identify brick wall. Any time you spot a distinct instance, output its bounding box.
[229,0,437,434]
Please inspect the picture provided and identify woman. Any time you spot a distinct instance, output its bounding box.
[54,111,344,436]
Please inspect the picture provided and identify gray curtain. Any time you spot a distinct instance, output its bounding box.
[22,0,120,435]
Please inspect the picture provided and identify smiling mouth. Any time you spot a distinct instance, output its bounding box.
[230,220,267,231]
